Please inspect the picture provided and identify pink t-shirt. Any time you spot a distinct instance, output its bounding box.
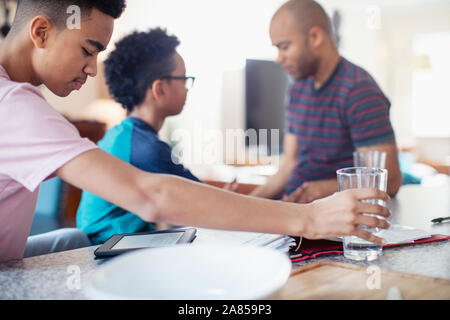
[0,65,98,262]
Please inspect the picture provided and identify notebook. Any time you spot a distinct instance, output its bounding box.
[379,224,432,245]
[327,224,432,245]
[290,224,450,262]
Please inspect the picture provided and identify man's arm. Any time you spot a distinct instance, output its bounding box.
[344,80,402,197]
[284,141,402,203]
[249,133,298,199]
[283,179,337,203]
[356,141,402,197]
[55,148,391,244]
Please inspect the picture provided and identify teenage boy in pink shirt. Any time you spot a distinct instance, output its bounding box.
[0,0,391,262]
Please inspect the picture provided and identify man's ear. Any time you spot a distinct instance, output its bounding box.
[29,16,54,49]
[308,26,325,49]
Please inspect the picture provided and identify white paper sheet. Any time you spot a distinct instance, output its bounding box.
[192,228,296,252]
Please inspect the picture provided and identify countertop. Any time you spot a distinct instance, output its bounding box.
[1,183,449,300]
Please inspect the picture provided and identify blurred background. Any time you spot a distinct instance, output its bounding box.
[1,0,449,234]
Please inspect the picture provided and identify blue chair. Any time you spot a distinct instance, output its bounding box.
[398,152,423,185]
[29,177,64,236]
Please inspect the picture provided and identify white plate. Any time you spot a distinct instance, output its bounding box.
[85,243,292,300]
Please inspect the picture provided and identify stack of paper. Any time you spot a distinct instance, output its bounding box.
[242,233,296,252]
[193,228,296,253]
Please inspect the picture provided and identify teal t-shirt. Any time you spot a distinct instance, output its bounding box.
[76,117,201,245]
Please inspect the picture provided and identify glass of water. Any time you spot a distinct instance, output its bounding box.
[336,167,388,261]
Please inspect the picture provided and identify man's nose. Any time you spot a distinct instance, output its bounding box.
[275,51,284,65]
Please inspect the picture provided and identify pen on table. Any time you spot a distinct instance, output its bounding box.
[431,216,450,223]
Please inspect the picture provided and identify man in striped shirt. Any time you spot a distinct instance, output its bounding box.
[251,0,402,202]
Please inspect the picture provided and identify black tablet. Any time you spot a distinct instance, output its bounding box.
[94,228,197,258]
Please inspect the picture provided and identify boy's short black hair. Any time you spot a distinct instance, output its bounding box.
[13,0,126,29]
[104,28,180,112]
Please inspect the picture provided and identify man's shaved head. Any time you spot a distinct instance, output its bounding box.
[273,0,332,36]
[270,0,337,81]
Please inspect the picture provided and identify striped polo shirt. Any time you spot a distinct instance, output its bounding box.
[285,56,395,195]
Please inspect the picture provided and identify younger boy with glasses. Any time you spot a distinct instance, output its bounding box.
[76,28,204,244]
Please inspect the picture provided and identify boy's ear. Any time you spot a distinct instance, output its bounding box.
[151,79,165,100]
[29,16,54,49]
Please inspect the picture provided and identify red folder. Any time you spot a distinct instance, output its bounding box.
[290,234,450,262]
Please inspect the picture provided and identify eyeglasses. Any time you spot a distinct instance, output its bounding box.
[161,76,196,90]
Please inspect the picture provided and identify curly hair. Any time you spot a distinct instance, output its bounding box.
[13,0,127,28]
[104,28,180,112]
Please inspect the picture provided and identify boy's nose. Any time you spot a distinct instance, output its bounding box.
[84,59,98,77]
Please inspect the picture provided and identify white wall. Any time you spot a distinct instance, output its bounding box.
[111,0,285,142]
[381,4,450,160]
[220,0,450,162]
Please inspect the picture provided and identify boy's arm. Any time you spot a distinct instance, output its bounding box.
[56,149,301,234]
[55,149,391,244]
